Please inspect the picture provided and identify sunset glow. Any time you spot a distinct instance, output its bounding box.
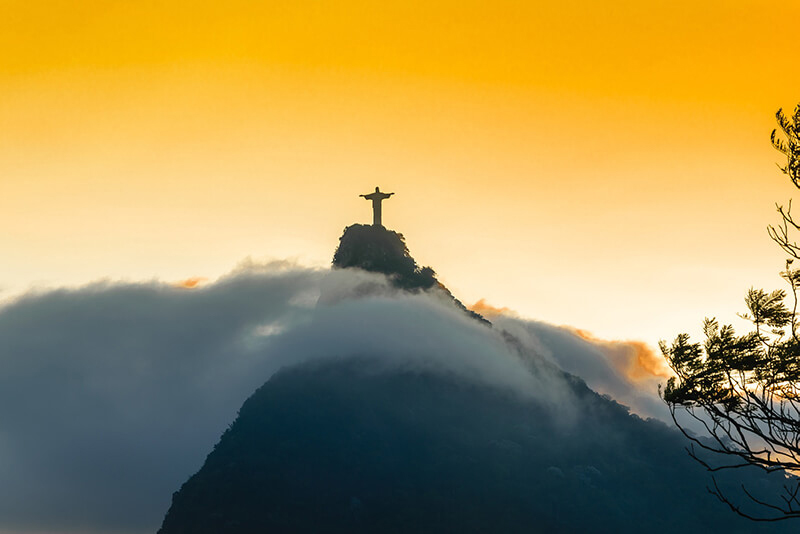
[3,1,800,347]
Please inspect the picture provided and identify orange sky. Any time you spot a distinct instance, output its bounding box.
[2,1,800,347]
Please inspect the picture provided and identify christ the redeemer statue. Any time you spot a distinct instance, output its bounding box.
[360,186,394,227]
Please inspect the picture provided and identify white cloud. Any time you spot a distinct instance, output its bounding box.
[0,263,665,533]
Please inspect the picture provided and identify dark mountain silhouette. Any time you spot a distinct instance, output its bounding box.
[158,223,796,533]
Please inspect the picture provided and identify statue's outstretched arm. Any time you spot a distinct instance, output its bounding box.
[359,194,367,198]
[388,192,395,196]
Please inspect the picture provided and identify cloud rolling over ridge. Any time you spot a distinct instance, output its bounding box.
[0,263,664,533]
[487,312,670,421]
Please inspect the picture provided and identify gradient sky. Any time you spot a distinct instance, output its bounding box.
[3,1,800,347]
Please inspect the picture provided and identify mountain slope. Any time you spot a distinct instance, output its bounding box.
[159,359,792,533]
[158,223,796,533]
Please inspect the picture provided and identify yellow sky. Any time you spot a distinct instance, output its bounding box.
[2,1,800,346]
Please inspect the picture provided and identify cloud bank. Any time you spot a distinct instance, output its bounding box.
[0,263,665,533]
[492,314,669,421]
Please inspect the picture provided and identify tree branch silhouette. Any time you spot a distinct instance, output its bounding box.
[661,104,800,521]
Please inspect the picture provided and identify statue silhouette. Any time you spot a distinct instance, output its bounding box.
[360,187,394,227]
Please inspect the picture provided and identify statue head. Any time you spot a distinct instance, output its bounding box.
[375,186,380,192]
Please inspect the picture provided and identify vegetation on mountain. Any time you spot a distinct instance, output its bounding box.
[332,223,488,324]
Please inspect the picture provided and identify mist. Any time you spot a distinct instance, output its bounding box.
[493,315,670,421]
[0,262,666,533]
